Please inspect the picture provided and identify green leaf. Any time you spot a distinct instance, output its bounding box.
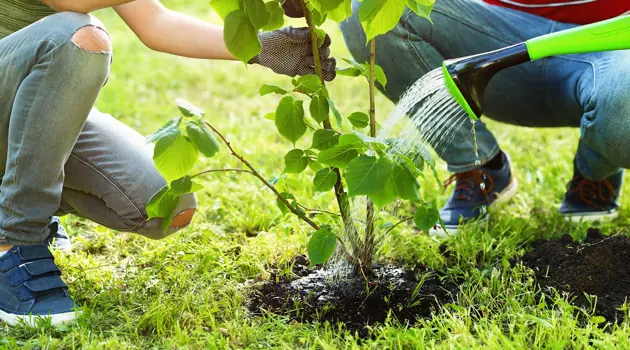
[186,120,220,158]
[317,145,360,168]
[415,142,441,186]
[392,164,420,201]
[414,204,440,231]
[370,175,397,207]
[353,132,388,152]
[310,8,327,26]
[591,316,607,324]
[359,0,406,41]
[307,228,337,265]
[311,129,340,150]
[313,168,337,192]
[292,75,323,95]
[146,117,182,144]
[210,0,241,20]
[170,176,204,196]
[374,64,388,88]
[147,187,178,219]
[259,84,288,96]
[262,1,284,31]
[345,155,393,199]
[406,0,435,21]
[309,0,343,14]
[243,0,270,29]
[338,133,368,150]
[336,67,363,77]
[284,149,309,174]
[275,96,306,144]
[153,132,199,182]
[313,28,327,47]
[341,57,366,70]
[395,151,424,177]
[328,98,344,129]
[263,112,275,120]
[316,134,369,168]
[309,96,329,123]
[307,158,323,171]
[224,10,262,63]
[176,98,205,118]
[276,192,296,214]
[328,0,352,22]
[348,112,369,128]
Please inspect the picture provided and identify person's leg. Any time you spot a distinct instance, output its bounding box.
[0,12,111,326]
[340,0,571,171]
[556,49,630,222]
[339,0,601,232]
[57,109,198,239]
[0,13,111,247]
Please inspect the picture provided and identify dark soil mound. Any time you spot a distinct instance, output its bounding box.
[248,256,458,335]
[521,228,630,322]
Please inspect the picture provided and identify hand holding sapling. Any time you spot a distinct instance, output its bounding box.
[250,27,336,81]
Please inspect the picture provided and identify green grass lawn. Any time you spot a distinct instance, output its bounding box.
[4,1,630,348]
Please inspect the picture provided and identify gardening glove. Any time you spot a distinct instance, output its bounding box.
[281,0,304,18]
[249,26,337,81]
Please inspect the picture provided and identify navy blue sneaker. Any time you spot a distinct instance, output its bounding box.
[431,152,517,236]
[0,245,78,326]
[45,217,72,251]
[559,166,623,222]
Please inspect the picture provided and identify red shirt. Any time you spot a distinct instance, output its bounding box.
[483,0,630,24]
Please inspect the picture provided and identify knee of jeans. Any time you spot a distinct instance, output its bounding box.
[134,193,198,240]
[590,102,630,168]
[43,12,109,45]
[71,25,111,54]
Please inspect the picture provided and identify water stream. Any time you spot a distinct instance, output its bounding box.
[331,67,476,276]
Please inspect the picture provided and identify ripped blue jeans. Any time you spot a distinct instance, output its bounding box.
[0,12,196,245]
[340,0,630,180]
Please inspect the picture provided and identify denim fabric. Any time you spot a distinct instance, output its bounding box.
[0,12,196,245]
[339,0,630,180]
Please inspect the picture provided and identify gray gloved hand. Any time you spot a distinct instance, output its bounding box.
[249,26,336,81]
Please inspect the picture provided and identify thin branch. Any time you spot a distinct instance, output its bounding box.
[384,216,415,236]
[369,39,377,137]
[191,168,254,179]
[297,203,340,218]
[204,122,320,231]
[361,39,378,272]
[203,123,358,264]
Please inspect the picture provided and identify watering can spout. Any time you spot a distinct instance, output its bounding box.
[442,43,531,119]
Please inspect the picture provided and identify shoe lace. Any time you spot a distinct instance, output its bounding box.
[443,169,495,202]
[567,175,617,210]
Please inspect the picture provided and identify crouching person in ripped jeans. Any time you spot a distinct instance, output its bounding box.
[0,0,336,326]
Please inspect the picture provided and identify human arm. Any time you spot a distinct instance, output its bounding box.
[114,0,234,60]
[115,0,336,78]
[40,0,135,13]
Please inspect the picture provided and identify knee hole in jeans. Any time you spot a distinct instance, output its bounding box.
[170,208,196,228]
[71,25,112,54]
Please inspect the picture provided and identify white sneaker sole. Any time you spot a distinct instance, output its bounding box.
[429,178,519,237]
[0,308,77,327]
[562,210,619,223]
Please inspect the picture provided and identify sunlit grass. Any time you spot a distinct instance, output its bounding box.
[3,1,630,348]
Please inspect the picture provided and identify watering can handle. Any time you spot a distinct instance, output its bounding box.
[526,16,630,61]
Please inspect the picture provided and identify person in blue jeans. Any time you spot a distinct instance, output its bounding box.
[340,0,630,235]
[0,0,335,326]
